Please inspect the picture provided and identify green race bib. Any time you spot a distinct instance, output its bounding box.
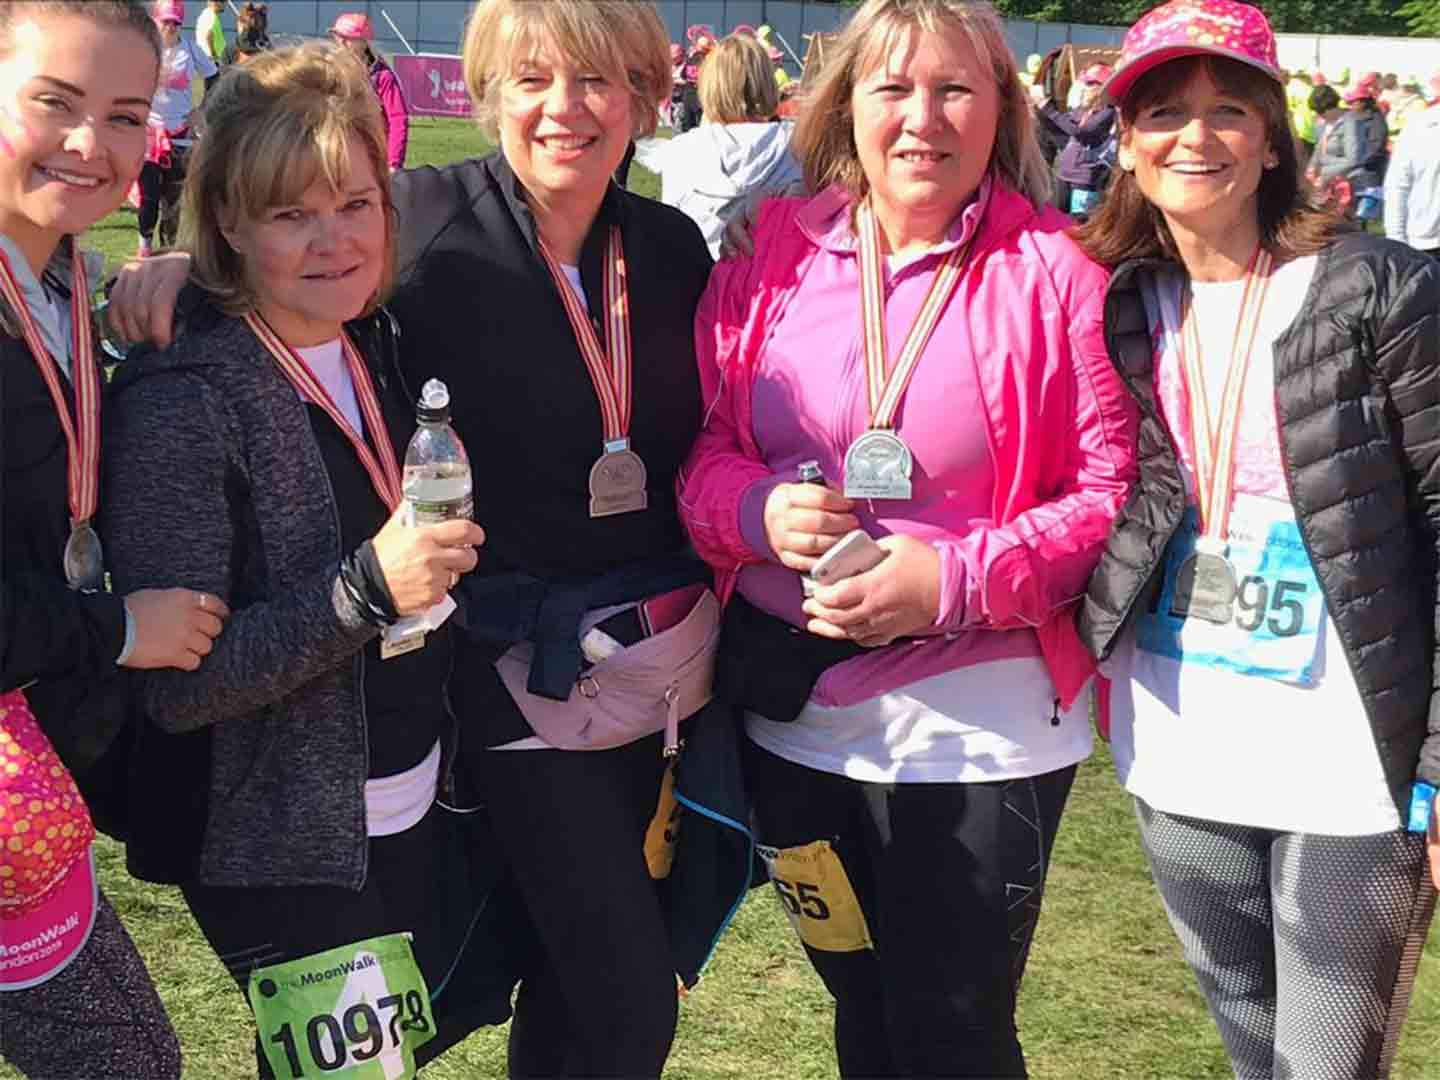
[246,933,436,1079]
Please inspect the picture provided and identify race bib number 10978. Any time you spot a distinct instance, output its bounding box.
[246,933,435,1079]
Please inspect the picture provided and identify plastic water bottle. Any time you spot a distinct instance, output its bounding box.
[402,379,473,524]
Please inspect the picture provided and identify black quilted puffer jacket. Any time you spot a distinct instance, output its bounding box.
[1077,232,1440,813]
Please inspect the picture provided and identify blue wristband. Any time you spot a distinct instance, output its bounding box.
[1406,782,1436,833]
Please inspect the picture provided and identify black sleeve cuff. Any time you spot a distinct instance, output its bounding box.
[339,541,399,627]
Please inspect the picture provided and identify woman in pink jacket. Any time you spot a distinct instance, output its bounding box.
[678,0,1136,1075]
[330,12,408,171]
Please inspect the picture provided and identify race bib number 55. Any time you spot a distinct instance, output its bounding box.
[757,840,872,953]
[247,933,435,1079]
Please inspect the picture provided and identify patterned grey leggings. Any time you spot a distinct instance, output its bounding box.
[1136,799,1436,1080]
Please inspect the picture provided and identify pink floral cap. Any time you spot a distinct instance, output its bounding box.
[1105,0,1282,104]
[152,0,184,24]
[330,12,374,41]
[1081,63,1114,85]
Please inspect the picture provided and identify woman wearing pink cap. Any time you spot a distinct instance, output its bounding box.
[331,12,409,172]
[137,0,217,257]
[0,2,230,1077]
[1075,1,1440,1075]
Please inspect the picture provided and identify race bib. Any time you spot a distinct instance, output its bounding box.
[1136,495,1324,686]
[247,933,435,1080]
[644,764,682,880]
[757,840,872,953]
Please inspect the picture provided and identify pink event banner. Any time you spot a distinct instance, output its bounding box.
[394,54,470,118]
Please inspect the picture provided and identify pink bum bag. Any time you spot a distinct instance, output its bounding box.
[496,590,721,755]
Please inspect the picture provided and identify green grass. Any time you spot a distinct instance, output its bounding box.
[21,116,1439,1079]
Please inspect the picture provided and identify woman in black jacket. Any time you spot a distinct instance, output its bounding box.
[1073,3,1439,1077]
[102,44,507,1078]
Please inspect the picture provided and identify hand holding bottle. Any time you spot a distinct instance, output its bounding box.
[371,509,484,617]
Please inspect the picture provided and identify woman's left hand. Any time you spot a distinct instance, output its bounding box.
[801,534,942,647]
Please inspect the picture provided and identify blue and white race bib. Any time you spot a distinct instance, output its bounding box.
[1136,494,1325,686]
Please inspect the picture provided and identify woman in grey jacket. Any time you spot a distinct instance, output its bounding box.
[102,45,508,1078]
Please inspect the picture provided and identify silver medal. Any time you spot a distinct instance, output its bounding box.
[589,446,649,518]
[843,429,913,500]
[63,521,105,592]
[1170,550,1238,626]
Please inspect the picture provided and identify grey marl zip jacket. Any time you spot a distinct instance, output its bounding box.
[102,296,388,890]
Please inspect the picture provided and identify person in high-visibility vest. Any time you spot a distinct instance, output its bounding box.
[194,0,225,89]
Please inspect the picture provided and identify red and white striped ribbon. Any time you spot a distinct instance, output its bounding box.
[857,198,982,428]
[0,245,99,528]
[244,312,402,509]
[1179,246,1275,542]
[537,227,631,445]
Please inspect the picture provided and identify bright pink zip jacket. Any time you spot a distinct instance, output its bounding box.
[677,181,1137,709]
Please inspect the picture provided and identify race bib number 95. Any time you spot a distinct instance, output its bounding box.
[1137,496,1325,686]
[247,933,435,1079]
[757,840,872,953]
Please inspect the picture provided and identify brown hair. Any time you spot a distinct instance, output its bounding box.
[791,0,1050,208]
[462,0,671,141]
[1073,56,1345,268]
[699,31,780,124]
[0,0,161,65]
[181,43,395,315]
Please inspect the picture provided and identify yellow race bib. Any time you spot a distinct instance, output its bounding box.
[757,840,872,953]
[644,765,682,880]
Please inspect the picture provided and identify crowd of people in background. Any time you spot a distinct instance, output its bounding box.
[3,1,1440,1079]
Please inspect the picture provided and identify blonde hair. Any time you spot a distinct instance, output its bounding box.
[699,32,779,123]
[462,0,671,141]
[792,0,1050,209]
[181,43,395,316]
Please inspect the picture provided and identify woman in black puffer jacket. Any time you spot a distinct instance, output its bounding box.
[1070,3,1439,1078]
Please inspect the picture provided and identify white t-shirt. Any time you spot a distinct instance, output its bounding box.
[1106,255,1400,836]
[747,661,1093,783]
[150,39,217,134]
[294,338,363,434]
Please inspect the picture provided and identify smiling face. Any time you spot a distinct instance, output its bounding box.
[496,27,634,215]
[850,24,999,247]
[0,12,157,270]
[1118,62,1277,239]
[223,135,387,347]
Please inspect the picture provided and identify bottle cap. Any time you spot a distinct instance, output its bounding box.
[417,378,450,422]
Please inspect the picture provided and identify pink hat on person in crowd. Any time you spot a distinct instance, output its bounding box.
[1104,0,1282,104]
[152,0,184,24]
[1343,74,1380,102]
[330,12,375,42]
[1081,63,1113,85]
[0,691,99,991]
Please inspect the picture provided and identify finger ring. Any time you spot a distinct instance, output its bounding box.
[197,593,207,611]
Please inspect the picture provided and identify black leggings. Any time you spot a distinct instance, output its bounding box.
[182,804,514,1077]
[137,148,188,247]
[478,734,676,1079]
[744,739,1076,1079]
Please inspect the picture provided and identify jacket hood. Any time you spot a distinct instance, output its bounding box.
[678,121,798,199]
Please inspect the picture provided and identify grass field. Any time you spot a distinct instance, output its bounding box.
[15,116,1439,1079]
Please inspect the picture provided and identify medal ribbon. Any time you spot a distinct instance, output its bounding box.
[244,312,402,509]
[857,197,982,428]
[537,228,631,445]
[0,245,99,528]
[1179,246,1275,541]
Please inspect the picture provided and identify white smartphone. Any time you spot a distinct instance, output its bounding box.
[804,530,887,595]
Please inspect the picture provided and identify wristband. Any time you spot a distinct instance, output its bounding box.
[115,599,137,666]
[1406,781,1436,833]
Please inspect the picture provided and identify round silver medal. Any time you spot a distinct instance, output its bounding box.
[843,429,913,500]
[63,521,105,592]
[589,448,649,518]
